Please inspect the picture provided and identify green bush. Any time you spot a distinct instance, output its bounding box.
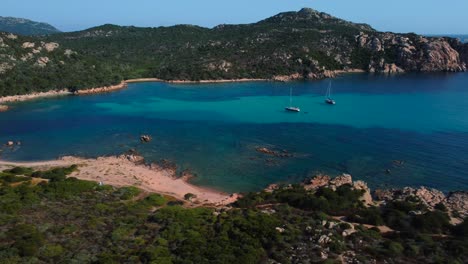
[4,167,33,176]
[412,211,451,234]
[143,193,166,206]
[116,186,141,200]
[385,241,404,256]
[7,224,44,257]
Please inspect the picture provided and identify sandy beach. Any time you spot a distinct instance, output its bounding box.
[0,155,239,206]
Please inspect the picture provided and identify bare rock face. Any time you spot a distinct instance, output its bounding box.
[373,187,467,218]
[36,56,49,67]
[357,32,466,73]
[64,49,76,57]
[404,187,446,208]
[264,183,280,193]
[329,173,353,189]
[22,42,35,49]
[421,40,465,72]
[353,180,373,205]
[272,73,302,82]
[303,174,373,204]
[304,174,330,190]
[6,33,17,39]
[445,191,468,216]
[43,42,59,52]
[304,173,353,191]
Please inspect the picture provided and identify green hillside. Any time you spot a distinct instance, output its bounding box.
[0,8,467,97]
[0,17,60,36]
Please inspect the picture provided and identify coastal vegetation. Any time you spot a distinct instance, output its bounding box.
[0,166,466,263]
[1,8,467,97]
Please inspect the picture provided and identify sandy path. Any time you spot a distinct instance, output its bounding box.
[0,155,238,206]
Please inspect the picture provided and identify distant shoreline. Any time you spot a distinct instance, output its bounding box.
[0,70,366,111]
[0,78,270,110]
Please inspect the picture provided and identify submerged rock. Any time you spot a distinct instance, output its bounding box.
[140,135,152,143]
[255,147,293,158]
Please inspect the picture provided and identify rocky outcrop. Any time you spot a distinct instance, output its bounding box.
[357,32,466,73]
[140,135,152,143]
[305,174,330,190]
[447,38,468,66]
[22,42,35,48]
[272,73,302,82]
[43,42,59,52]
[36,56,49,67]
[425,41,462,71]
[446,192,468,216]
[304,174,373,205]
[353,180,373,205]
[73,82,127,95]
[373,187,468,218]
[300,174,467,217]
[0,105,8,112]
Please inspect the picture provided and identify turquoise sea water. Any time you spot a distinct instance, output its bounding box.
[1,73,468,192]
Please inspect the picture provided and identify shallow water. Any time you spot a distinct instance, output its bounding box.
[1,73,468,192]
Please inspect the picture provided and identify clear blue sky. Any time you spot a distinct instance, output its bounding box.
[2,0,467,34]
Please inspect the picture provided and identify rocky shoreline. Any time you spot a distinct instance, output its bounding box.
[291,174,467,220]
[0,147,466,214]
[72,81,128,95]
[0,89,72,104]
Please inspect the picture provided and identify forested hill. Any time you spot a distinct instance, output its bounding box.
[0,166,467,263]
[0,17,60,36]
[1,8,468,97]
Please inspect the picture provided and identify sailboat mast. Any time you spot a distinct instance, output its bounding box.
[289,87,292,106]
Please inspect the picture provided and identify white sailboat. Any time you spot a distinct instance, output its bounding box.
[325,81,336,105]
[285,87,300,112]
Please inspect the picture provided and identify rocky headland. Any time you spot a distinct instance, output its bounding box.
[267,173,468,221]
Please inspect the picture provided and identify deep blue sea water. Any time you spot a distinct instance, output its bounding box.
[1,73,468,192]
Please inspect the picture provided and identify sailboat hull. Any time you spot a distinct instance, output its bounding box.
[285,107,301,112]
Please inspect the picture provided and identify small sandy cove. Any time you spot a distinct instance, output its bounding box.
[0,155,239,206]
